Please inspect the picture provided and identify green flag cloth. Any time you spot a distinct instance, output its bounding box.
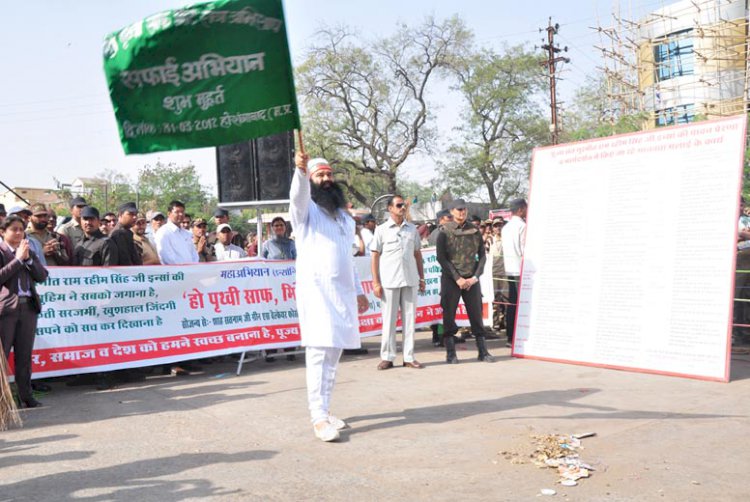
[103,0,300,154]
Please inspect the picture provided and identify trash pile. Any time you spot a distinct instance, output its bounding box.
[499,432,597,488]
[530,432,596,487]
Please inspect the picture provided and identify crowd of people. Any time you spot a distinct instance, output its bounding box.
[0,178,527,433]
[0,197,302,401]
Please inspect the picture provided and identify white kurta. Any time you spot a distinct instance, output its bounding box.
[289,169,364,348]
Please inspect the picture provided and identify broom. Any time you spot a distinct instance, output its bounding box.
[0,350,22,430]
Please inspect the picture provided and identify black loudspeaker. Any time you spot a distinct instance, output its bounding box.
[216,131,295,203]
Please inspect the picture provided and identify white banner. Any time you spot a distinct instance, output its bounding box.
[20,249,492,378]
[515,115,748,382]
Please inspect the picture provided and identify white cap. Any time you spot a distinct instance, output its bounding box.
[307,158,332,174]
[216,223,232,233]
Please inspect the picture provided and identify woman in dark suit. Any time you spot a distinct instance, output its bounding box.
[0,215,49,408]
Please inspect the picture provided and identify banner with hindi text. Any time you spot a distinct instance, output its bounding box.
[17,250,492,379]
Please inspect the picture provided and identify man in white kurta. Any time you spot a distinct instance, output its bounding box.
[370,195,426,370]
[290,152,369,442]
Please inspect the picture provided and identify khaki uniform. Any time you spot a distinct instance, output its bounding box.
[133,233,160,265]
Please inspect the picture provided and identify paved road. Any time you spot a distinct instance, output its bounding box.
[2,332,749,501]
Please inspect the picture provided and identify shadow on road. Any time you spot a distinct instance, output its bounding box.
[19,374,270,430]
[0,450,277,501]
[344,388,739,436]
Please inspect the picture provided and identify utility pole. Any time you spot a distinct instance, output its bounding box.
[540,18,569,145]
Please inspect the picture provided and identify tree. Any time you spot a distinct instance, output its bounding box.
[137,162,214,217]
[562,76,647,142]
[89,169,136,214]
[441,46,548,207]
[296,16,472,206]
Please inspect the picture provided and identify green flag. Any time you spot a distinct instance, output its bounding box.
[103,0,300,154]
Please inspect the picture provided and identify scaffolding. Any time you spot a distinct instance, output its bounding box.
[595,0,749,129]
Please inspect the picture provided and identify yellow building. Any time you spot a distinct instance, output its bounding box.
[636,0,749,128]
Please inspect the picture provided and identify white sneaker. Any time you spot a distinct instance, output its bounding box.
[328,415,347,430]
[313,421,340,442]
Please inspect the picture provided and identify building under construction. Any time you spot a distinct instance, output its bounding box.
[598,0,749,129]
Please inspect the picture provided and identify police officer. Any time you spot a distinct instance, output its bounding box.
[436,199,495,364]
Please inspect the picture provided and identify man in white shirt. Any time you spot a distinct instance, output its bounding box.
[290,151,369,442]
[501,198,527,347]
[154,200,199,265]
[214,223,248,261]
[360,214,376,256]
[370,195,425,370]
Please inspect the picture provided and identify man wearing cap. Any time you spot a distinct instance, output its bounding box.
[436,198,495,364]
[100,212,117,236]
[146,210,166,247]
[191,218,216,262]
[59,196,88,249]
[490,217,508,332]
[74,206,118,266]
[501,198,527,347]
[109,202,142,266]
[290,152,369,442]
[155,200,199,265]
[262,217,296,260]
[132,212,160,265]
[26,203,69,266]
[7,206,47,267]
[47,209,74,264]
[427,209,453,346]
[209,208,244,248]
[428,209,453,247]
[360,214,377,256]
[371,194,426,370]
[214,223,248,261]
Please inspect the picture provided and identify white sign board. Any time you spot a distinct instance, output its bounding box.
[514,115,747,382]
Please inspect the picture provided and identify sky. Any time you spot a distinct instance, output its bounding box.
[0,0,668,195]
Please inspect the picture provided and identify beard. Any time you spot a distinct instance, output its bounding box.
[32,221,48,231]
[310,180,347,214]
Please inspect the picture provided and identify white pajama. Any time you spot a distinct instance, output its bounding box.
[380,286,418,363]
[306,346,343,424]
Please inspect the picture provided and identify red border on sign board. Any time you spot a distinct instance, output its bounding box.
[511,115,748,382]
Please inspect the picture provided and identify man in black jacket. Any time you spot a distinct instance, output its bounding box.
[109,202,142,266]
[436,199,494,364]
[74,206,118,266]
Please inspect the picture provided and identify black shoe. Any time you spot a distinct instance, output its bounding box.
[454,336,466,344]
[22,398,43,408]
[476,336,496,363]
[265,356,276,363]
[286,354,297,361]
[445,335,459,364]
[32,382,52,392]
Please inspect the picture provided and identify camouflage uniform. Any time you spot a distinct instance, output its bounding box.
[436,219,493,363]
